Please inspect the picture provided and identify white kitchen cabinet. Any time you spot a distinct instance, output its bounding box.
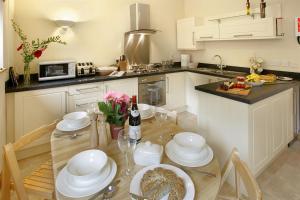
[194,23,219,41]
[67,83,104,112]
[14,87,68,139]
[198,88,294,176]
[250,103,271,173]
[219,17,279,40]
[103,78,138,98]
[166,73,186,110]
[177,18,203,50]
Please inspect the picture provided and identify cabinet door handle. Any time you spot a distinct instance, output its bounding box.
[166,77,170,93]
[199,36,213,39]
[76,102,97,108]
[233,34,253,38]
[76,86,99,93]
[192,32,195,46]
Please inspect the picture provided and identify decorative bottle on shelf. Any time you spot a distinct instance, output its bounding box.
[129,95,141,143]
[246,0,251,15]
[260,0,266,18]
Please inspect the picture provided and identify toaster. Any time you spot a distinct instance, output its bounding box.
[76,62,96,77]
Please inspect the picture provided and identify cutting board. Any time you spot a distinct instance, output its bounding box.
[216,87,251,96]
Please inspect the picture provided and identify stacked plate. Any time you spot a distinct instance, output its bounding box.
[138,104,154,120]
[56,150,117,199]
[56,111,91,132]
[165,132,214,167]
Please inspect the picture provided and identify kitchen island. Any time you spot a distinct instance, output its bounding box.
[195,81,298,176]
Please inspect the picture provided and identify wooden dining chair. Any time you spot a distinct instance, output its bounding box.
[1,120,58,200]
[218,148,263,200]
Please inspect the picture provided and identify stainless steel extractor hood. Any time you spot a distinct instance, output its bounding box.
[126,3,158,35]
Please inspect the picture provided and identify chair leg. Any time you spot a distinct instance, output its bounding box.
[1,154,11,200]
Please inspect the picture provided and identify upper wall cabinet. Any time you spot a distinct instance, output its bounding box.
[177,17,204,50]
[194,23,219,41]
[193,4,283,42]
[219,17,281,40]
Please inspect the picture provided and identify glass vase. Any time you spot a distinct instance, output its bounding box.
[23,62,31,86]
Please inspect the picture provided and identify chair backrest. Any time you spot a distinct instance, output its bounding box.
[220,148,262,200]
[1,120,58,200]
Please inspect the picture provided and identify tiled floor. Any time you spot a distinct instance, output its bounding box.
[12,111,300,199]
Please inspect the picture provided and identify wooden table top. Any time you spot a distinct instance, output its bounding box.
[51,118,221,200]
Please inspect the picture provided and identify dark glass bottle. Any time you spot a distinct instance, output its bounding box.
[129,95,141,142]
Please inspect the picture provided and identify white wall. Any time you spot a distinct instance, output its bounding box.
[13,0,184,74]
[183,0,300,72]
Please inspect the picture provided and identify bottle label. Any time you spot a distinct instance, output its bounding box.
[131,110,140,118]
[129,125,141,140]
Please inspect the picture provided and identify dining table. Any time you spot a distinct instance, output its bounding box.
[50,117,221,200]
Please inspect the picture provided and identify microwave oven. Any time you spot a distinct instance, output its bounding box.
[38,60,76,81]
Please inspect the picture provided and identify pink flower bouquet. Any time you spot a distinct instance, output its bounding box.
[98,91,130,126]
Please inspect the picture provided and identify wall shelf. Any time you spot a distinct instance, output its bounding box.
[208,12,261,22]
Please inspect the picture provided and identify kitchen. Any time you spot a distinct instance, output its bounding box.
[1,0,300,200]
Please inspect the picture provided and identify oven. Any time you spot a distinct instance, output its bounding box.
[138,75,166,106]
[38,60,76,81]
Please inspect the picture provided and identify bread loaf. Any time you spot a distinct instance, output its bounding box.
[140,167,185,200]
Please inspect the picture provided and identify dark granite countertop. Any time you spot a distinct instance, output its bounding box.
[195,81,299,104]
[5,67,245,93]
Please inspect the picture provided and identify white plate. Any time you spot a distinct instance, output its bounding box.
[246,80,264,87]
[130,164,195,200]
[56,117,91,132]
[165,141,214,167]
[277,76,293,81]
[56,158,117,199]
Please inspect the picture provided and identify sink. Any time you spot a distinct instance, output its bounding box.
[196,68,247,77]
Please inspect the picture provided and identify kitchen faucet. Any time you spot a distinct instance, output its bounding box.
[213,55,226,72]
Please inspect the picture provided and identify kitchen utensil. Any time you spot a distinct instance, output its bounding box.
[178,166,217,178]
[66,150,108,186]
[56,158,117,198]
[130,193,149,200]
[133,141,163,166]
[88,179,120,200]
[56,117,91,132]
[130,164,195,200]
[165,140,214,167]
[181,54,190,68]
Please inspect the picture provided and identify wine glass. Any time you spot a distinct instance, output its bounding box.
[117,130,137,176]
[154,107,168,144]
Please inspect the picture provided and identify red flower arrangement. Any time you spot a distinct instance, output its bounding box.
[12,20,66,85]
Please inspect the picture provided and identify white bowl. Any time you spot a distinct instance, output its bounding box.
[173,132,206,153]
[172,141,210,161]
[63,112,89,127]
[66,150,108,187]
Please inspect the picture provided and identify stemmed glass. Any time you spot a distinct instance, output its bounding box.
[154,107,168,144]
[117,130,137,176]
